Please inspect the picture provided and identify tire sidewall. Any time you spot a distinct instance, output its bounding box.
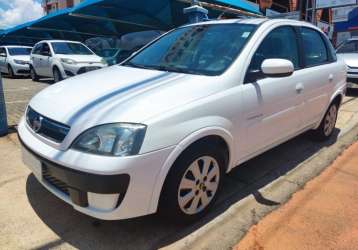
[159,143,226,223]
[30,67,37,81]
[8,65,14,78]
[314,103,338,140]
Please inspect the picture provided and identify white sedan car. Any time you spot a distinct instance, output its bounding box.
[336,37,358,86]
[0,46,32,77]
[19,18,346,222]
[29,40,107,83]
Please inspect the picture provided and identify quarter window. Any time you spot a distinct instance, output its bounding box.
[248,26,300,72]
[301,27,328,66]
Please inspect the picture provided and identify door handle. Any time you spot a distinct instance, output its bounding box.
[329,74,334,82]
[296,83,304,93]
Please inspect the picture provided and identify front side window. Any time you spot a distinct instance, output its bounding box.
[32,44,42,55]
[41,43,51,56]
[8,47,32,56]
[51,42,94,55]
[337,40,358,53]
[301,27,328,67]
[124,24,257,76]
[248,26,300,72]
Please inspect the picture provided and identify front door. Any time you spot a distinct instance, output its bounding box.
[240,26,304,158]
[39,43,52,77]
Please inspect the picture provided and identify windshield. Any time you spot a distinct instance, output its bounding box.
[51,42,94,55]
[8,47,31,56]
[337,40,358,53]
[124,24,256,76]
[97,48,120,57]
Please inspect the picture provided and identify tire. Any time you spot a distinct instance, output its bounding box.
[30,67,39,81]
[53,67,62,83]
[311,103,338,141]
[159,141,226,223]
[7,65,14,78]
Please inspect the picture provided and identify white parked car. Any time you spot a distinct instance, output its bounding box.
[19,19,346,222]
[336,37,358,85]
[0,46,32,77]
[29,40,107,83]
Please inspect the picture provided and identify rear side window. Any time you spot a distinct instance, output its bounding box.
[301,28,328,67]
[248,26,300,72]
[32,44,42,55]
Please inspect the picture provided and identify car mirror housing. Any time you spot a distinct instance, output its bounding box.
[0,53,6,57]
[261,59,294,78]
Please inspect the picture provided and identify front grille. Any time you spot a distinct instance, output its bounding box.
[42,165,69,195]
[26,106,70,143]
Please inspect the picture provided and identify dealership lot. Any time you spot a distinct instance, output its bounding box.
[3,76,49,126]
[0,76,357,249]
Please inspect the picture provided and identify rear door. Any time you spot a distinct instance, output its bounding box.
[240,25,304,157]
[298,27,335,127]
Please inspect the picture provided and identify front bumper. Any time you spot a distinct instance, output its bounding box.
[18,118,174,220]
[61,63,106,78]
[12,63,30,75]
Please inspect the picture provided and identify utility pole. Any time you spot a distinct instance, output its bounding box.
[311,0,317,25]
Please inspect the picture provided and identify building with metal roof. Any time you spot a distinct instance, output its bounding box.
[0,0,262,46]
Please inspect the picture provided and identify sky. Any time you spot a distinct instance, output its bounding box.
[0,0,43,30]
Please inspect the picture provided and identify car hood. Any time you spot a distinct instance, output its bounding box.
[337,53,358,67]
[57,54,103,63]
[29,66,220,129]
[11,55,30,61]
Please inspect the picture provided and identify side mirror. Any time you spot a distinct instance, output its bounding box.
[261,59,294,78]
[0,53,6,57]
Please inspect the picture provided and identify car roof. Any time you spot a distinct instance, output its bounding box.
[1,45,32,48]
[36,40,83,44]
[182,18,318,30]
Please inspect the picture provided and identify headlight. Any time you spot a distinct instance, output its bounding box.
[61,58,77,65]
[14,59,28,65]
[72,123,146,156]
[101,58,108,66]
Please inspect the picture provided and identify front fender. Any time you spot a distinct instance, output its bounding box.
[148,126,235,214]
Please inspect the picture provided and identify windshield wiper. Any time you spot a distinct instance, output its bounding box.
[122,61,155,70]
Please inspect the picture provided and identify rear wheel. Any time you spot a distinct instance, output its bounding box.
[30,67,39,81]
[53,67,62,83]
[159,141,226,223]
[311,103,338,141]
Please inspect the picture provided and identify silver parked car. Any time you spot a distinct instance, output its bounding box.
[336,38,358,85]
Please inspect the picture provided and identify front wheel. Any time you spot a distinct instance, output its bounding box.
[7,65,14,78]
[311,103,338,141]
[159,142,226,223]
[30,67,39,81]
[53,67,62,83]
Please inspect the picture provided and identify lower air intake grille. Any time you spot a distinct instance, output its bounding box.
[42,165,69,195]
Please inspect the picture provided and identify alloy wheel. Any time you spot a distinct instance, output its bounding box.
[324,105,337,136]
[177,156,220,215]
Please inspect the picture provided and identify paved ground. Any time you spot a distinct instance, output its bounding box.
[234,142,358,250]
[0,77,357,249]
[2,76,50,126]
